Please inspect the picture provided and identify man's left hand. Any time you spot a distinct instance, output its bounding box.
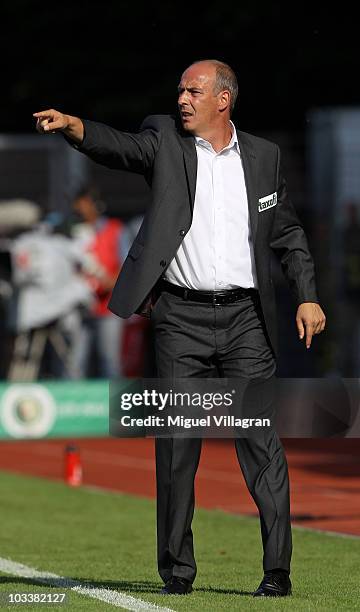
[296,303,326,349]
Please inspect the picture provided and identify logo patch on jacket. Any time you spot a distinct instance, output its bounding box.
[258,192,277,212]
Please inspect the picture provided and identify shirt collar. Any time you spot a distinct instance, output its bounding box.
[195,120,239,154]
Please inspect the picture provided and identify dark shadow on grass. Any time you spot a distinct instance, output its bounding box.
[0,576,254,596]
[194,586,254,596]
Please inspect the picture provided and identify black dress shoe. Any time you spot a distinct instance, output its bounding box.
[160,576,193,595]
[253,570,292,597]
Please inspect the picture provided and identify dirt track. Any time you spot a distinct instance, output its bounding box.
[0,438,359,536]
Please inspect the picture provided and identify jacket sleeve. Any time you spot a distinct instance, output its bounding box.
[68,115,162,174]
[270,145,319,305]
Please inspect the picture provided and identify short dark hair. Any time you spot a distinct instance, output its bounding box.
[73,184,100,203]
[73,184,106,213]
[192,59,238,114]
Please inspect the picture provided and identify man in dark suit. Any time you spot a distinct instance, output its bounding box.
[34,59,325,597]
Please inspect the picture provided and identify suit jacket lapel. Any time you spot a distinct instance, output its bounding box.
[237,130,259,244]
[178,134,197,214]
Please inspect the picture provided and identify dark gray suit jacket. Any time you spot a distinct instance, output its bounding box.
[75,114,318,355]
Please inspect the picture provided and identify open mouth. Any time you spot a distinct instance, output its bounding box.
[181,111,193,119]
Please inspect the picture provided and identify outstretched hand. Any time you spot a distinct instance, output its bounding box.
[33,109,69,134]
[296,302,326,349]
[33,109,84,143]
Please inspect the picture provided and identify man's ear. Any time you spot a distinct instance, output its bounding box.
[218,90,230,112]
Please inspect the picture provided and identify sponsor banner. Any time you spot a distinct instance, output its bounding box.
[2,378,359,440]
[0,382,109,439]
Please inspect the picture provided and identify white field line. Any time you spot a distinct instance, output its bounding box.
[0,557,175,612]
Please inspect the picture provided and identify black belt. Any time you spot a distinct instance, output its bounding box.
[158,280,258,305]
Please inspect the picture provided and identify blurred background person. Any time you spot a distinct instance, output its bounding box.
[8,204,93,380]
[71,186,126,379]
[0,200,43,378]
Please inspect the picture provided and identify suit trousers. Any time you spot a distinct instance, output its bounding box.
[150,288,292,584]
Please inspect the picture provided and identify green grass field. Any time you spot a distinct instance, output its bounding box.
[0,470,359,611]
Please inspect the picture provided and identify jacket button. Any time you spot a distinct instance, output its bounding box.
[179,229,186,236]
[160,260,166,267]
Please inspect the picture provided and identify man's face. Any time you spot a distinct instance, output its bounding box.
[178,63,219,134]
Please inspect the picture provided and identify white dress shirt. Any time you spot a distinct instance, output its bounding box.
[165,121,258,290]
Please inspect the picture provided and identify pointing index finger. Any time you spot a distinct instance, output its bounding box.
[305,322,314,349]
[33,110,53,118]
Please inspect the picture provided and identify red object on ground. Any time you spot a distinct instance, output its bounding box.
[64,444,82,487]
